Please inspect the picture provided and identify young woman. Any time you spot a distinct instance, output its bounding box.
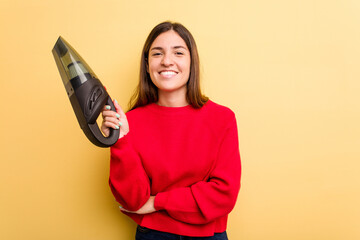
[101,21,241,240]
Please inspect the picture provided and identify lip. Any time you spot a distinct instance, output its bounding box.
[159,70,178,74]
[158,70,178,78]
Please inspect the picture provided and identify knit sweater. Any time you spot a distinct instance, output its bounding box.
[109,100,241,237]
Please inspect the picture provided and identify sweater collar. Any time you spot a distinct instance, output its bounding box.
[146,101,211,116]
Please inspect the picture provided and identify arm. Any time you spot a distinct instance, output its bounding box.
[154,117,241,224]
[120,196,156,214]
[102,100,151,211]
[109,135,151,211]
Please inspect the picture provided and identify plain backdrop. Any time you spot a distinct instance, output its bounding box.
[0,0,359,239]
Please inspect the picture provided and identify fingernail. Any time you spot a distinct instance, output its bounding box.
[115,126,119,129]
[114,99,118,104]
[106,106,111,110]
[119,122,123,126]
[116,113,120,118]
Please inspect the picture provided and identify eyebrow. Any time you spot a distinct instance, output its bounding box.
[150,46,188,51]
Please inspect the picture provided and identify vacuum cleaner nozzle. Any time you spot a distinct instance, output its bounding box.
[52,36,119,147]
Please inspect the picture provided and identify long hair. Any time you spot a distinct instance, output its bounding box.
[128,21,208,111]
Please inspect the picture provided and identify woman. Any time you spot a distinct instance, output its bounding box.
[101,21,241,240]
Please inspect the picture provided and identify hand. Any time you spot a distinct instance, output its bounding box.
[101,99,129,138]
[120,196,156,215]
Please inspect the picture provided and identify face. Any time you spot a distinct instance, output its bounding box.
[147,30,191,97]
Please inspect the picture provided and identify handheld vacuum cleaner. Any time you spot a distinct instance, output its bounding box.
[52,37,119,147]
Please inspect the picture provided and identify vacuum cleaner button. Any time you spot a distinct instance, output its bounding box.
[89,87,103,110]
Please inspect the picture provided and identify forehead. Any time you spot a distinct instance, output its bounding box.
[150,30,188,49]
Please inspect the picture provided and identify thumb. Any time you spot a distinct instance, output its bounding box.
[113,99,126,117]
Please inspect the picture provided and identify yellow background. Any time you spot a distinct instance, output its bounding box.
[0,0,359,239]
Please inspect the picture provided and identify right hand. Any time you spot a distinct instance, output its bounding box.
[101,99,129,139]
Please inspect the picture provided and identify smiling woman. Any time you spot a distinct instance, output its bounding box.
[100,21,241,240]
[147,30,191,107]
[129,21,209,110]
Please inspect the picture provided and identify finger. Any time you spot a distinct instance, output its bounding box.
[103,101,120,115]
[103,116,120,125]
[113,100,126,118]
[103,112,122,125]
[119,206,131,213]
[102,104,113,111]
[102,120,120,130]
[102,106,121,119]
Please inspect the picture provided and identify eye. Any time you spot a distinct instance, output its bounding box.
[175,51,184,56]
[151,52,162,56]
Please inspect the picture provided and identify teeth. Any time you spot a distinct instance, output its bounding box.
[160,71,177,76]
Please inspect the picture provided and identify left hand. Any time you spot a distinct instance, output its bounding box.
[120,196,156,214]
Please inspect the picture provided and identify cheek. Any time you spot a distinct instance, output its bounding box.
[182,59,191,77]
[148,63,159,86]
[184,57,191,72]
[148,62,157,77]
[148,58,161,71]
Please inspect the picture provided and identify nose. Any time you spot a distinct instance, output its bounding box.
[161,53,174,66]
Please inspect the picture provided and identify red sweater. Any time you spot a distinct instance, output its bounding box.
[109,100,241,237]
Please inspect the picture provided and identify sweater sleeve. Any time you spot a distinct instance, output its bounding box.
[154,116,241,225]
[109,133,151,211]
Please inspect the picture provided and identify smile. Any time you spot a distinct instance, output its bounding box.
[159,71,178,78]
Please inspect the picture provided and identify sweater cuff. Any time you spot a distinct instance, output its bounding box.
[154,192,168,211]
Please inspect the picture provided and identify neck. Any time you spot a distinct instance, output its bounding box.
[157,90,188,107]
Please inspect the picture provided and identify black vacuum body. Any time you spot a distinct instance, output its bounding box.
[52,36,119,147]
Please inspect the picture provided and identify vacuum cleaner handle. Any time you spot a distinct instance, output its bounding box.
[85,96,120,147]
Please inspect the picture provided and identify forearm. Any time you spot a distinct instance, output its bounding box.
[154,176,240,224]
[120,196,156,214]
[109,136,151,211]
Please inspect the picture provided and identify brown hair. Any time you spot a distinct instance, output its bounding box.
[128,21,208,111]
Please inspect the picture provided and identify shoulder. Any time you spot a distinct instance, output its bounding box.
[125,104,153,122]
[201,100,238,139]
[203,100,236,121]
